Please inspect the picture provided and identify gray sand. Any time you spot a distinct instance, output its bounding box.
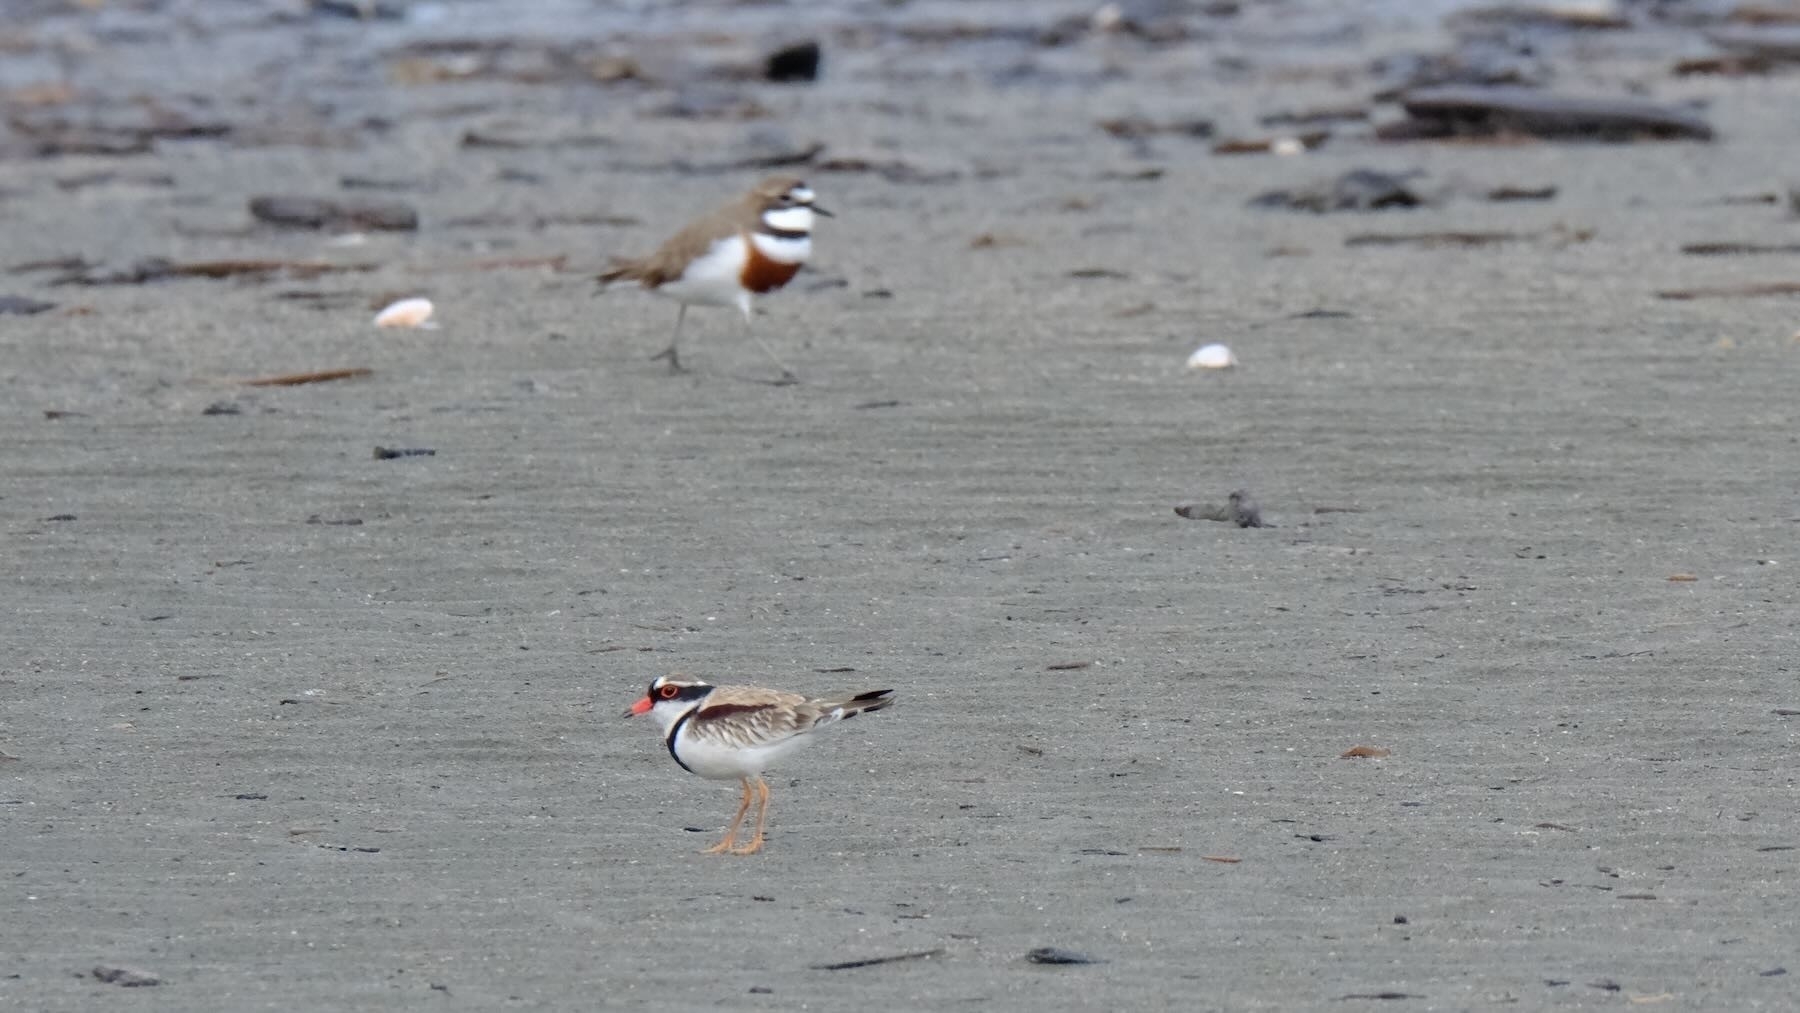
[3,1,1798,1009]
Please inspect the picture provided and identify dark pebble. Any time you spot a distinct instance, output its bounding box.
[92,966,160,987]
[1025,947,1104,965]
[765,41,822,83]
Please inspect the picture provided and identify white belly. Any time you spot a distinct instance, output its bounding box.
[656,235,749,309]
[673,723,815,780]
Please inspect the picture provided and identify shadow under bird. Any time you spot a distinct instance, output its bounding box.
[596,175,831,385]
[623,674,894,855]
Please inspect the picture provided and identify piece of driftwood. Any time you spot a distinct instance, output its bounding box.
[1383,86,1713,142]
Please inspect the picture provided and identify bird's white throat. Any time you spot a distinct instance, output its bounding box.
[761,205,815,234]
[651,697,701,735]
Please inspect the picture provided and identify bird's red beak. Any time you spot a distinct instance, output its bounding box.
[623,695,653,718]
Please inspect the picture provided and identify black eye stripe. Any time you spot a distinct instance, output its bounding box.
[645,681,713,704]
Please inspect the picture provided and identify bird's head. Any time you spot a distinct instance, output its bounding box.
[622,674,716,730]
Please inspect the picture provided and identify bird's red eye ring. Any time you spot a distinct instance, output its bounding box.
[659,685,679,699]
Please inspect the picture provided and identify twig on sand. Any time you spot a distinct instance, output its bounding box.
[1025,947,1106,965]
[243,367,373,387]
[1656,282,1800,300]
[810,948,945,971]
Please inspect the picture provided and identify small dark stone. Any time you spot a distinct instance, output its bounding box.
[372,446,436,460]
[765,41,822,83]
[202,401,242,416]
[92,966,160,987]
[1025,947,1105,965]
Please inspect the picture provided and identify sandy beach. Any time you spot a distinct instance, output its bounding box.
[3,0,1799,1009]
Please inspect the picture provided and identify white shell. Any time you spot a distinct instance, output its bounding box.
[1186,343,1236,370]
[373,297,437,329]
[1271,136,1306,157]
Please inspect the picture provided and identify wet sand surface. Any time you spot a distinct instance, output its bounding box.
[3,1,1799,1009]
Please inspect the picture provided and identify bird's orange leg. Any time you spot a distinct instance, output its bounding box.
[728,777,771,855]
[703,777,754,854]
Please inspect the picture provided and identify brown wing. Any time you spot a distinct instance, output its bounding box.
[596,188,766,288]
[687,685,812,750]
[702,685,809,710]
